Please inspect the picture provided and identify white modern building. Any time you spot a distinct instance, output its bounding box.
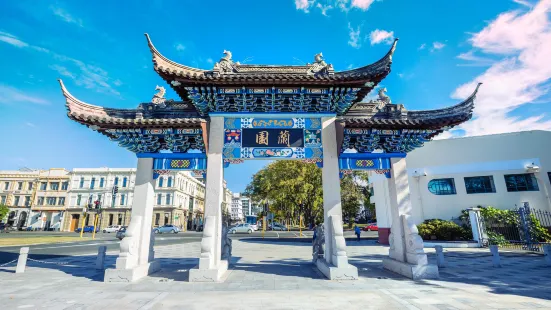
[371,130,551,244]
[241,196,251,216]
[64,168,137,231]
[231,193,244,221]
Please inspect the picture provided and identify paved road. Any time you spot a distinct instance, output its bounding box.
[0,230,377,264]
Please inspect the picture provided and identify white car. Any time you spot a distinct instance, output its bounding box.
[229,223,254,234]
[103,225,123,233]
[250,224,258,231]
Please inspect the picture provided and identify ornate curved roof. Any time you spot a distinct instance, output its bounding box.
[58,79,205,133]
[342,83,482,133]
[145,33,397,102]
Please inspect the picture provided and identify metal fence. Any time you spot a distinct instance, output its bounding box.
[480,205,551,252]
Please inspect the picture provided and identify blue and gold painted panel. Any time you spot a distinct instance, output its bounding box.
[107,128,205,154]
[223,117,323,167]
[342,128,436,154]
[152,156,207,179]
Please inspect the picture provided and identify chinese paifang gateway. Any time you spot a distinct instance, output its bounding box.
[58,33,480,283]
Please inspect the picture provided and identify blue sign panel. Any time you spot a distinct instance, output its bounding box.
[223,117,323,166]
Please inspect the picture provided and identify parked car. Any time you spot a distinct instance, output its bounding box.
[250,223,258,231]
[116,226,127,240]
[363,223,378,231]
[154,224,180,234]
[75,225,99,233]
[270,223,287,231]
[103,225,123,233]
[228,223,254,234]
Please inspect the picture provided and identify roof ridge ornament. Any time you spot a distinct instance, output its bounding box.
[151,85,167,107]
[307,52,333,76]
[214,50,239,74]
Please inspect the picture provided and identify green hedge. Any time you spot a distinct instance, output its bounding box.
[417,219,472,241]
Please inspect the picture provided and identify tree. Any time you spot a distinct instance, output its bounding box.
[340,172,369,228]
[0,204,9,222]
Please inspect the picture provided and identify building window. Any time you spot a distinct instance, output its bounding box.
[120,194,126,206]
[14,196,20,206]
[97,194,102,205]
[50,182,59,191]
[77,195,82,206]
[58,197,65,206]
[166,194,171,205]
[159,178,164,188]
[548,172,551,185]
[428,178,457,195]
[24,196,31,207]
[28,183,33,190]
[504,173,539,192]
[90,178,96,189]
[157,194,162,205]
[40,182,47,190]
[0,196,6,205]
[167,177,172,187]
[155,213,160,226]
[61,182,68,190]
[37,197,44,205]
[123,177,128,188]
[109,214,114,226]
[4,182,9,190]
[79,178,84,188]
[464,176,496,194]
[88,195,93,205]
[164,213,169,225]
[47,197,57,205]
[114,177,119,186]
[100,178,105,188]
[17,182,23,190]
[118,214,123,225]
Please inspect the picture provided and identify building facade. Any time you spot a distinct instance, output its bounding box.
[371,130,551,244]
[29,168,71,230]
[63,168,136,232]
[241,196,251,216]
[0,168,40,229]
[231,193,244,221]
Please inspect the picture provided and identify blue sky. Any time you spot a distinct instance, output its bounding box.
[1,0,550,193]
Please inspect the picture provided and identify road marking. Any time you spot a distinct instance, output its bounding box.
[276,232,279,238]
[293,232,298,237]
[32,241,118,250]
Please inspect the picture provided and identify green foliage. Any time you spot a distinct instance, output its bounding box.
[340,172,366,228]
[529,214,551,242]
[487,231,509,246]
[0,204,9,221]
[417,219,472,241]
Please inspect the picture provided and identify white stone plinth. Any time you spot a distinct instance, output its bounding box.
[189,260,228,282]
[316,258,358,280]
[104,260,161,282]
[383,257,438,280]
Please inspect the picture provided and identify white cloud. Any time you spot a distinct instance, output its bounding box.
[431,41,446,51]
[456,50,495,67]
[0,85,49,105]
[25,122,36,128]
[418,43,426,50]
[206,58,214,64]
[175,43,185,51]
[295,0,312,12]
[0,31,122,96]
[452,0,551,137]
[513,0,534,7]
[316,3,333,16]
[351,0,375,10]
[369,29,394,45]
[348,23,361,48]
[50,6,83,27]
[0,31,29,48]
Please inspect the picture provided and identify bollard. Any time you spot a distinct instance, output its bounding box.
[490,245,501,267]
[544,245,551,266]
[96,246,106,270]
[16,247,29,274]
[435,245,447,268]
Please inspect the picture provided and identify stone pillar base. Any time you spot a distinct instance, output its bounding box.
[382,258,438,280]
[189,260,228,282]
[316,259,358,280]
[104,260,161,282]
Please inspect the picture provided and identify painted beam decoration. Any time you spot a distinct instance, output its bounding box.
[107,128,205,153]
[152,155,207,179]
[341,128,436,154]
[186,87,361,116]
[223,117,323,167]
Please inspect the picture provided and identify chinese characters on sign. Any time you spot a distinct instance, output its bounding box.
[242,129,304,148]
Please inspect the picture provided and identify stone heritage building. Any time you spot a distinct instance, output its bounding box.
[58,33,480,282]
[0,168,41,229]
[372,130,551,244]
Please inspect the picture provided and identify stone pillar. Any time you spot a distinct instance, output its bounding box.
[316,117,358,280]
[189,117,227,282]
[104,157,160,282]
[382,157,438,280]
